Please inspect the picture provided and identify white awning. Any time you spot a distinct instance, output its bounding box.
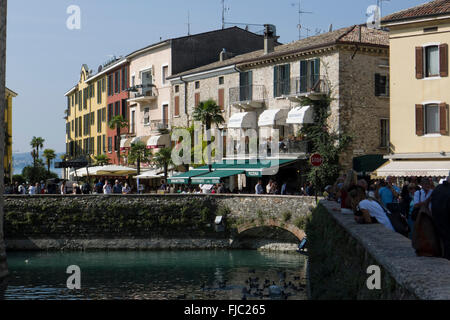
[375,160,450,177]
[134,168,164,179]
[147,134,170,149]
[228,112,257,129]
[120,138,133,149]
[258,109,289,126]
[286,106,314,124]
[131,136,151,145]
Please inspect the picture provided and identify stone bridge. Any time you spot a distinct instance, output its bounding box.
[2,194,317,251]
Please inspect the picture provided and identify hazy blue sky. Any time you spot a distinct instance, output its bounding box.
[6,0,426,153]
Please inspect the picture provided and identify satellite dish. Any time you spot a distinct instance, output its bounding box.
[98,65,103,73]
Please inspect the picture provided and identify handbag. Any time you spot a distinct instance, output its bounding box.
[412,206,442,257]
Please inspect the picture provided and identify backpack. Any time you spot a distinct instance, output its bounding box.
[369,197,410,237]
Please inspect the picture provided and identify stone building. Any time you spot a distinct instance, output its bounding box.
[169,24,390,177]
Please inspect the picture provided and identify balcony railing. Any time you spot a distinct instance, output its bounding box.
[127,85,158,103]
[229,85,266,109]
[287,76,330,100]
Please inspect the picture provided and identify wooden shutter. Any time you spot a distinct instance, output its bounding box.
[416,47,424,79]
[440,103,448,135]
[195,92,200,107]
[273,66,279,97]
[416,104,424,136]
[174,96,180,116]
[218,88,224,111]
[440,44,448,77]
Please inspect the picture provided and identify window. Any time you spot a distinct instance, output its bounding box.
[108,104,113,122]
[115,101,120,116]
[83,88,88,109]
[108,137,113,152]
[162,65,169,85]
[78,116,82,137]
[299,59,320,93]
[90,112,95,126]
[115,71,120,93]
[425,104,440,134]
[174,96,180,117]
[131,110,136,134]
[417,44,448,79]
[219,76,224,85]
[97,81,102,104]
[162,104,168,126]
[426,46,439,77]
[195,81,200,89]
[103,135,106,153]
[195,92,200,107]
[67,96,70,108]
[375,74,389,97]
[144,107,150,125]
[274,64,291,97]
[71,120,74,132]
[239,71,252,101]
[75,91,78,105]
[97,136,102,155]
[97,109,102,133]
[102,78,106,92]
[108,75,113,96]
[380,119,389,148]
[131,75,135,87]
[122,67,128,91]
[121,99,127,120]
[175,85,179,93]
[102,107,106,122]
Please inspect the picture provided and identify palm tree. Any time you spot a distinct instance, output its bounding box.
[93,154,110,166]
[128,141,151,175]
[193,99,224,171]
[108,115,128,165]
[43,149,56,174]
[152,147,174,182]
[30,136,45,167]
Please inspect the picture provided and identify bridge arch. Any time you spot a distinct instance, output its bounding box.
[232,219,306,244]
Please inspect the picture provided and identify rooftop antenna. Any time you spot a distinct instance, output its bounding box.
[221,0,230,29]
[187,11,191,35]
[291,0,313,40]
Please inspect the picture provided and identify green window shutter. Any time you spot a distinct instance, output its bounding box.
[273,66,279,97]
[248,71,253,100]
[375,73,381,96]
[285,64,291,95]
[300,60,307,93]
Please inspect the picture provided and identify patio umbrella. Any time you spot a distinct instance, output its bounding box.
[95,165,137,176]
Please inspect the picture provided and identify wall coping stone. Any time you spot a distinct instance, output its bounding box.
[320,200,450,300]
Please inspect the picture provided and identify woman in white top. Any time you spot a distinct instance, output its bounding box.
[122,183,131,194]
[103,180,112,194]
[349,186,395,231]
[413,179,433,210]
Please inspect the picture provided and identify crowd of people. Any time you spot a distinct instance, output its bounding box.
[326,169,450,260]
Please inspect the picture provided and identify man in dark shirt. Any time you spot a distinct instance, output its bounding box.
[113,180,123,194]
[430,176,450,260]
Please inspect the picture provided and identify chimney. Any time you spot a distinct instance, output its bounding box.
[219,48,234,61]
[264,24,279,54]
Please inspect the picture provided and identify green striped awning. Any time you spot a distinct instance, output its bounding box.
[167,170,209,184]
[190,170,245,185]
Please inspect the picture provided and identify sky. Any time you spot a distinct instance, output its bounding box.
[6,0,428,153]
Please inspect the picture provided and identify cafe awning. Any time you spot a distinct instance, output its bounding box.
[353,154,388,175]
[134,168,164,179]
[167,170,209,184]
[286,106,314,124]
[374,160,450,177]
[131,136,151,145]
[190,170,245,185]
[120,137,133,150]
[258,109,289,126]
[228,112,257,129]
[147,134,170,149]
[95,165,137,176]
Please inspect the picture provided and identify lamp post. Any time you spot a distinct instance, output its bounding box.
[0,0,8,291]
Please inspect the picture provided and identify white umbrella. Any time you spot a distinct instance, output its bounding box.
[95,165,137,176]
[135,169,164,179]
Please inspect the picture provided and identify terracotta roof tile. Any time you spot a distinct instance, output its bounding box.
[382,0,450,23]
[170,25,388,78]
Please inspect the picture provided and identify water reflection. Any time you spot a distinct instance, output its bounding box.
[3,250,307,300]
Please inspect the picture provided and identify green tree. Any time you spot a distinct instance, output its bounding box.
[108,115,128,165]
[93,154,110,166]
[192,99,224,170]
[127,141,152,175]
[43,149,56,174]
[30,136,45,167]
[298,95,352,192]
[152,147,174,182]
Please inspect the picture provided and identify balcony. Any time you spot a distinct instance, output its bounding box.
[285,76,330,102]
[229,85,266,109]
[144,119,169,133]
[127,85,158,104]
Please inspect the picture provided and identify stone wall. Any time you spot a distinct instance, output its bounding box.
[307,200,450,300]
[3,194,316,251]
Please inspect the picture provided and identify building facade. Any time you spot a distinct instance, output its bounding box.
[169,25,390,177]
[379,0,450,177]
[5,87,17,183]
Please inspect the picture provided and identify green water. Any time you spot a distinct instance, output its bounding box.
[3,250,308,300]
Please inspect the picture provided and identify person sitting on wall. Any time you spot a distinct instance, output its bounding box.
[349,186,395,232]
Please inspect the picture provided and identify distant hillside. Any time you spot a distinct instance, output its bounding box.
[13,152,64,177]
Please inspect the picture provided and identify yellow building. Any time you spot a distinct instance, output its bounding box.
[377,0,450,178]
[65,64,108,161]
[5,87,17,183]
